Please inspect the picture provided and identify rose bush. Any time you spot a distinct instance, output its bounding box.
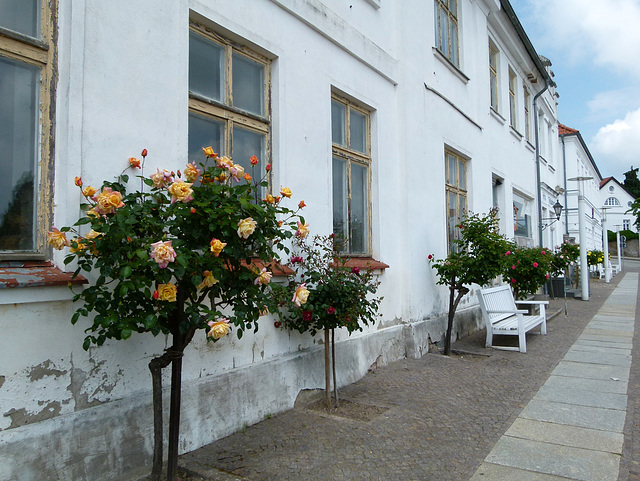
[502,246,554,299]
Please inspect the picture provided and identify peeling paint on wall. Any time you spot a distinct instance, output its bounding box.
[28,359,67,381]
[4,402,62,429]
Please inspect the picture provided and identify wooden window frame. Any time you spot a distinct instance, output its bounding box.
[331,93,373,256]
[435,0,460,67]
[0,0,56,260]
[445,150,467,253]
[508,68,517,129]
[524,88,531,142]
[188,21,271,176]
[489,41,499,113]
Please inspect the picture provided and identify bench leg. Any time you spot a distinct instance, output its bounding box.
[541,318,547,335]
[486,327,493,348]
[518,330,527,353]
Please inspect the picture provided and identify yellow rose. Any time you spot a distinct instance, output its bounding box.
[69,238,87,253]
[207,319,231,340]
[237,217,257,239]
[48,228,70,250]
[157,283,177,302]
[168,181,193,204]
[202,146,216,157]
[94,188,124,214]
[209,238,227,256]
[280,186,292,198]
[82,186,97,197]
[184,162,201,182]
[292,283,310,307]
[84,229,102,240]
[217,156,233,169]
[254,267,272,286]
[197,270,219,290]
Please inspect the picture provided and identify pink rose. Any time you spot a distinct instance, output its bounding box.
[150,240,177,268]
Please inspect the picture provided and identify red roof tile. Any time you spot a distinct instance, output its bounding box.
[558,123,579,135]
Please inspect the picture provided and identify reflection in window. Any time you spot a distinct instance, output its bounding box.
[513,193,531,238]
[188,24,270,182]
[445,150,467,252]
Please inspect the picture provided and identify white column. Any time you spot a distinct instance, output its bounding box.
[578,189,589,300]
[617,229,622,269]
[602,213,610,283]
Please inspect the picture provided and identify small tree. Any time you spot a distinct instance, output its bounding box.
[273,234,382,408]
[503,246,554,299]
[50,149,303,481]
[429,209,511,355]
[623,166,640,198]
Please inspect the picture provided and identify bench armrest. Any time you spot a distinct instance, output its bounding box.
[486,309,528,314]
[515,300,549,305]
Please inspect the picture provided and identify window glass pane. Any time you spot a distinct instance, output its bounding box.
[350,163,369,254]
[439,9,448,56]
[332,157,348,250]
[447,154,456,185]
[331,100,346,147]
[188,113,225,164]
[449,21,458,65]
[189,32,224,102]
[232,126,266,180]
[448,0,457,14]
[448,191,457,252]
[458,158,466,189]
[349,110,367,154]
[0,57,39,250]
[434,4,442,51]
[0,0,40,38]
[232,53,264,116]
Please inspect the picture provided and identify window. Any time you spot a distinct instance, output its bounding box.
[331,94,372,255]
[513,193,531,238]
[489,42,499,112]
[445,150,467,252]
[609,185,615,192]
[623,219,630,230]
[508,68,517,129]
[604,197,621,206]
[188,23,271,186]
[0,0,55,258]
[435,0,459,67]
[523,88,531,142]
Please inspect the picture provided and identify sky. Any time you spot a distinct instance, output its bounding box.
[509,0,640,183]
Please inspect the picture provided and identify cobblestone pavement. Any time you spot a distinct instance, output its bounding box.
[176,272,639,481]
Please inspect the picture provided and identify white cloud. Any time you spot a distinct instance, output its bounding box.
[531,0,640,79]
[592,107,640,176]
[587,88,640,121]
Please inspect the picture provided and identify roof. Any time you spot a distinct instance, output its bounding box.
[499,1,552,85]
[599,177,613,189]
[599,176,635,198]
[558,123,579,135]
[558,122,603,181]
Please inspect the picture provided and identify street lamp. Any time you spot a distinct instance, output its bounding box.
[541,200,564,231]
[568,176,593,301]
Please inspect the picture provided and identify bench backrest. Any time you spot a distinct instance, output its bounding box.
[477,285,518,326]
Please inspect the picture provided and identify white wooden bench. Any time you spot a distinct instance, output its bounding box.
[477,285,548,353]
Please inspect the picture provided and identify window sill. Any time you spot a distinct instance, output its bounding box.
[0,262,87,305]
[510,126,523,140]
[432,47,469,84]
[242,259,294,276]
[334,257,389,271]
[489,108,506,124]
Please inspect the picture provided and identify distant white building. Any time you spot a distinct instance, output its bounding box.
[599,177,637,235]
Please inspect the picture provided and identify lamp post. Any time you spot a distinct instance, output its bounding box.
[601,206,611,283]
[568,176,593,301]
[615,225,622,271]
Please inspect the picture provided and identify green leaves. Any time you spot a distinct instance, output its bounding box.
[62,152,303,349]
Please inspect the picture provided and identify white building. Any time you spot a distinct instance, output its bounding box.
[0,1,566,479]
[599,177,637,235]
[558,124,604,251]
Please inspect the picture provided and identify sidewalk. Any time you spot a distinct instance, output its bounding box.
[170,272,637,481]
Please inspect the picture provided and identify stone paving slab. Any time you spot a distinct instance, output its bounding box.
[562,350,632,367]
[571,341,632,353]
[533,385,628,410]
[586,321,634,331]
[518,398,627,432]
[581,329,634,340]
[470,462,576,481]
[485,436,621,481]
[551,361,629,382]
[569,344,631,356]
[543,374,628,394]
[504,418,624,454]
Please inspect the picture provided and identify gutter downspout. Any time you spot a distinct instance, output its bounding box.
[561,135,569,235]
[535,79,550,247]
